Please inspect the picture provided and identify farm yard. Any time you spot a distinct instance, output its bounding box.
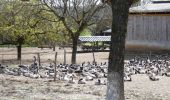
[0,47,170,100]
[1,0,170,99]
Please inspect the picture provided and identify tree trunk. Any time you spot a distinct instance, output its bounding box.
[17,44,22,60]
[106,0,129,100]
[53,46,55,51]
[71,37,78,64]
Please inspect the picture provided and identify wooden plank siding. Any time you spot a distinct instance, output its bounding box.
[126,14,170,50]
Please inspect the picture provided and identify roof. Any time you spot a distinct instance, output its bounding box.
[79,36,111,42]
[103,29,111,33]
[130,2,170,13]
[152,0,170,3]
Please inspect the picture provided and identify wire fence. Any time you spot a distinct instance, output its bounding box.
[0,46,170,66]
[0,46,109,66]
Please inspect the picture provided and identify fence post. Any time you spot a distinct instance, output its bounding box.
[64,48,66,65]
[37,53,41,69]
[149,51,152,60]
[19,55,22,65]
[1,54,4,64]
[54,52,58,81]
[92,52,95,64]
[53,46,55,51]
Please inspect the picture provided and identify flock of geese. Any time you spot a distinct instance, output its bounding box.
[0,56,170,85]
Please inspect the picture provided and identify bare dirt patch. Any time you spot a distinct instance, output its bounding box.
[0,74,170,100]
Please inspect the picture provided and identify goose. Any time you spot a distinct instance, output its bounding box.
[149,75,159,81]
[59,73,70,81]
[78,78,86,84]
[23,72,30,77]
[39,71,48,78]
[12,68,20,76]
[103,74,107,78]
[85,76,93,81]
[29,73,40,79]
[18,64,28,69]
[165,66,170,77]
[4,67,15,75]
[0,64,5,74]
[138,68,146,74]
[95,79,101,85]
[46,71,55,78]
[124,74,132,82]
[82,72,96,78]
[94,72,104,78]
[45,63,54,70]
[30,56,38,73]
[68,76,75,84]
[148,73,159,81]
[159,67,166,76]
[74,65,83,73]
[95,79,106,85]
[102,80,107,85]
[165,72,170,77]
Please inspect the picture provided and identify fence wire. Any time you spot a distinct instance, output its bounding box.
[0,46,170,66]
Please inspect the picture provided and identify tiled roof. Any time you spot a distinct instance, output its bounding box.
[79,36,111,42]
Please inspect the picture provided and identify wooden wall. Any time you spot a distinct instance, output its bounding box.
[126,14,170,51]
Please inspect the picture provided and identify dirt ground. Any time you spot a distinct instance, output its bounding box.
[0,74,170,100]
[0,47,170,100]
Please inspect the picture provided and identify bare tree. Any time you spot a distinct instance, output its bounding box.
[42,0,106,64]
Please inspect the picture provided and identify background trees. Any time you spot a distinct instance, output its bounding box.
[43,0,107,64]
[0,0,67,60]
[0,0,31,60]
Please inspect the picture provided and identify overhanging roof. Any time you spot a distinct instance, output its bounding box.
[130,3,170,13]
[103,29,111,33]
[79,36,111,42]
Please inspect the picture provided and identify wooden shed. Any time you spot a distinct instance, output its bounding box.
[104,2,170,51]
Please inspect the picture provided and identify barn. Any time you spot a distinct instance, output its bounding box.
[103,1,170,51]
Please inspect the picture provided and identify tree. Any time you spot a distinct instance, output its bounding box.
[0,0,63,60]
[0,0,29,60]
[105,0,138,100]
[43,0,106,64]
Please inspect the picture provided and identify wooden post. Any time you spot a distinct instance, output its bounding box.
[53,46,55,51]
[149,51,152,60]
[64,49,66,65]
[92,52,95,64]
[1,54,4,64]
[54,52,57,81]
[19,55,22,65]
[2,54,4,63]
[37,53,41,69]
